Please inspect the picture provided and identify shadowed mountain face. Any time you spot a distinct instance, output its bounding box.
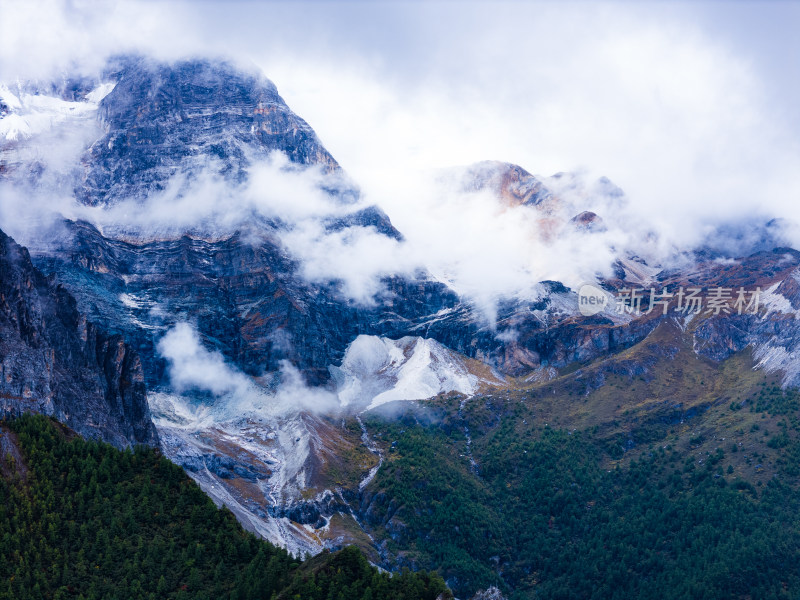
[33,219,464,386]
[30,219,666,390]
[0,229,158,448]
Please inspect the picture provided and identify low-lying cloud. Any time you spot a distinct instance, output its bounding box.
[157,323,340,417]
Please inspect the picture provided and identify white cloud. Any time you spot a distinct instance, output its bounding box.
[281,220,413,303]
[2,0,800,315]
[0,0,195,81]
[259,10,800,254]
[157,323,339,416]
[157,322,252,397]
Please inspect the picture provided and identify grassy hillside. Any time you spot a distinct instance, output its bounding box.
[361,322,800,598]
[0,414,450,600]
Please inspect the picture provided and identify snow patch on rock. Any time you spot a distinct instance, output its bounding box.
[333,335,478,411]
[0,82,114,141]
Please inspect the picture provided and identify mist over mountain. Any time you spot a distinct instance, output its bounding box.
[3,42,800,599]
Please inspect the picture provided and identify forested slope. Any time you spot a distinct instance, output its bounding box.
[0,415,450,600]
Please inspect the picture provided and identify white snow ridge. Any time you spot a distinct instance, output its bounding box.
[0,82,115,141]
[333,335,479,411]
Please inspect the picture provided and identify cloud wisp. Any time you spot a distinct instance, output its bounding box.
[157,323,340,420]
[2,0,800,317]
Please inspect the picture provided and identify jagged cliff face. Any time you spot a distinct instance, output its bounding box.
[33,216,670,387]
[79,56,342,206]
[0,229,158,448]
[34,219,465,387]
[1,56,664,387]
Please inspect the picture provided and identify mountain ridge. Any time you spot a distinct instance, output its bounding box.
[4,54,800,599]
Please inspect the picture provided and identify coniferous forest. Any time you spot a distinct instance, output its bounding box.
[361,389,800,599]
[0,415,450,600]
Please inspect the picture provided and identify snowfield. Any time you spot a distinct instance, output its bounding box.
[147,333,489,555]
[0,82,115,141]
[334,335,479,411]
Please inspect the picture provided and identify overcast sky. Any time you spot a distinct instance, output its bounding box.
[2,0,799,255]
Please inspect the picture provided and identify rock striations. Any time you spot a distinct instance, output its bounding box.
[0,228,158,447]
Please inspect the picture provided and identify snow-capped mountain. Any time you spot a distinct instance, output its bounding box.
[5,54,800,578]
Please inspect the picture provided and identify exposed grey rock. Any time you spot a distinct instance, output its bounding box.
[204,454,237,479]
[268,495,349,529]
[78,55,342,206]
[0,228,158,447]
[469,586,507,600]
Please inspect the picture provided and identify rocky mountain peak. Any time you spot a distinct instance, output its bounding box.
[77,55,342,205]
[458,160,554,207]
[570,210,605,232]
